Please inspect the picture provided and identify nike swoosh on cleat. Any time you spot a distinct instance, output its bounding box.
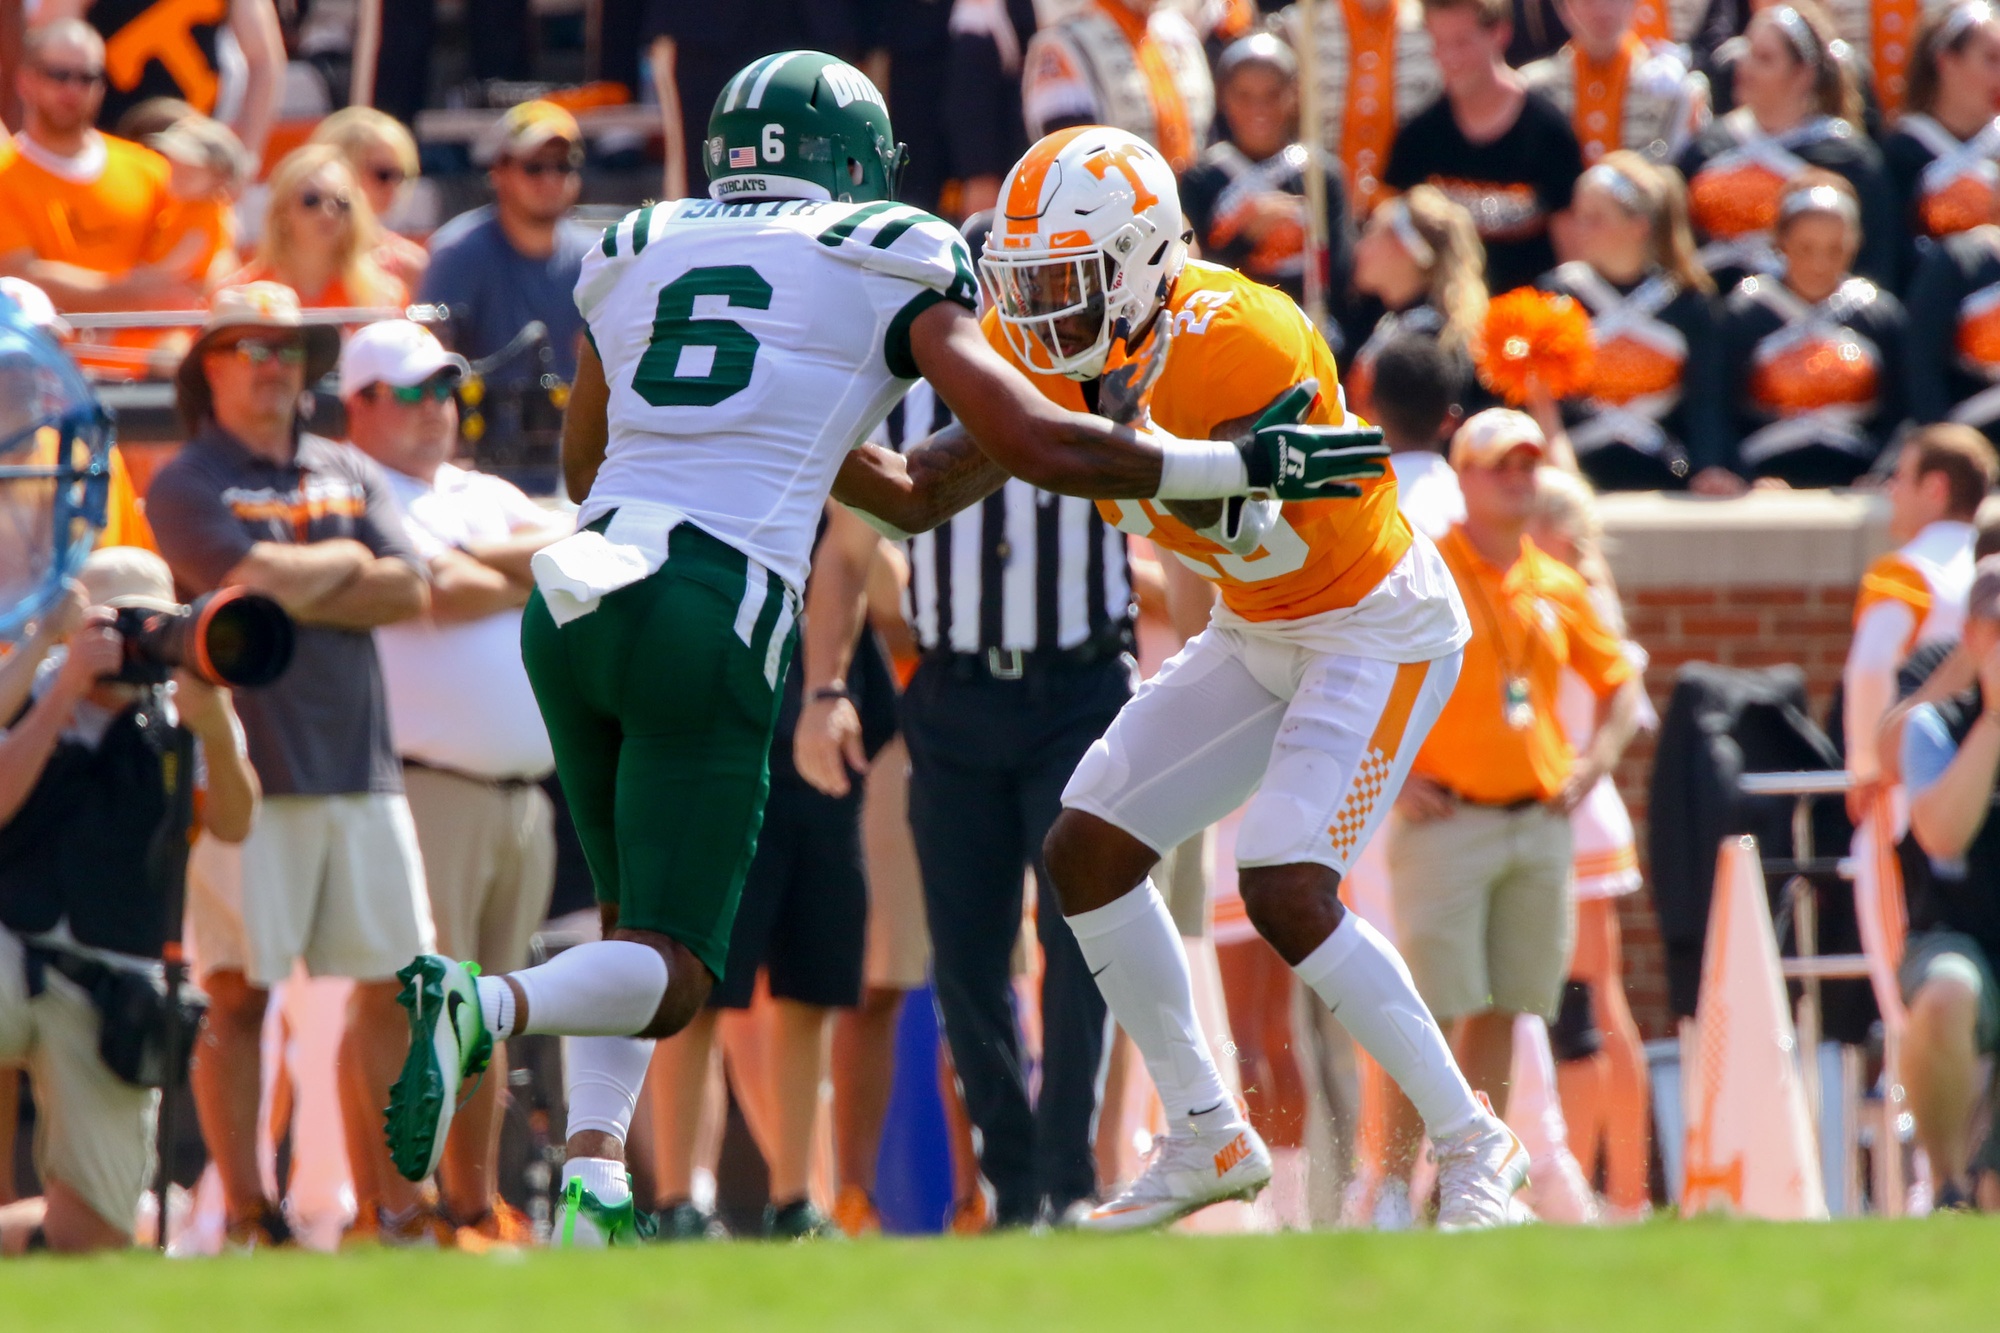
[446,990,467,1047]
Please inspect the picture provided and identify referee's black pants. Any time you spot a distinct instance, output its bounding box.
[902,654,1126,1226]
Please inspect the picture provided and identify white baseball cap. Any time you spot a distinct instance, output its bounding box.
[338,319,470,400]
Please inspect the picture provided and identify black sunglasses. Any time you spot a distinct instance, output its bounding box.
[35,64,103,87]
[516,160,582,179]
[298,189,353,214]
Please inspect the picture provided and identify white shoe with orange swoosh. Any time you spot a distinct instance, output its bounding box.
[1433,1095,1531,1231]
[1077,1121,1273,1233]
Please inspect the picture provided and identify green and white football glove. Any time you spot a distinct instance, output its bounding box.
[1238,380,1389,500]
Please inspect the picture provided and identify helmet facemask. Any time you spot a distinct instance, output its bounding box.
[981,219,1179,380]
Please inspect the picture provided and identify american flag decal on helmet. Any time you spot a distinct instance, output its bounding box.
[729,146,758,169]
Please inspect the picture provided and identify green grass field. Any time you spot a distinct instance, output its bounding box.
[9,1217,2000,1331]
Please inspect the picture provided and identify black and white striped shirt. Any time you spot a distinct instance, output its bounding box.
[877,380,1134,655]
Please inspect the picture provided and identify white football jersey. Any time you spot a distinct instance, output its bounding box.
[574,197,978,591]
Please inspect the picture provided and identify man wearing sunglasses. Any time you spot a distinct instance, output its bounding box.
[340,319,570,1246]
[420,100,596,490]
[146,283,438,1248]
[0,20,197,315]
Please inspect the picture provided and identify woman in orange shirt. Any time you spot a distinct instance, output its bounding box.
[221,143,407,312]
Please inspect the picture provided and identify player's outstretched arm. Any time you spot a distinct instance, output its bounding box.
[831,425,1010,537]
[560,338,613,505]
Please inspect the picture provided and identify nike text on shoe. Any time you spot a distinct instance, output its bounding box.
[384,955,493,1182]
[1078,1122,1273,1232]
[556,1176,651,1247]
[1433,1100,1531,1232]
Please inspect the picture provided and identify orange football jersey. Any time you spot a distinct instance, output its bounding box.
[981,260,1411,622]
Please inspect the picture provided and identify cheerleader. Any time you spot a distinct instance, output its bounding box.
[1904,218,2000,441]
[1537,151,1723,490]
[1340,184,1488,417]
[1677,1,1900,289]
[1880,1,2000,281]
[1529,467,1656,1223]
[1698,172,1909,488]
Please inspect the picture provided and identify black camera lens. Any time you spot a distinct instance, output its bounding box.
[113,588,295,688]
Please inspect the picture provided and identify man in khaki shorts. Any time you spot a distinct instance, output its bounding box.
[147,285,437,1246]
[0,550,260,1252]
[343,319,570,1243]
[1387,411,1644,1117]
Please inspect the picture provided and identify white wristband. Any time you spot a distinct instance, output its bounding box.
[1153,431,1249,499]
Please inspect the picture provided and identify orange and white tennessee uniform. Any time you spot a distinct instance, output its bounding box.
[986,258,1471,875]
[1844,518,1977,782]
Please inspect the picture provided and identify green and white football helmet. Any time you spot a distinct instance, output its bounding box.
[704,50,905,204]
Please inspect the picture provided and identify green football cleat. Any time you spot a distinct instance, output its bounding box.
[384,954,493,1183]
[555,1175,653,1248]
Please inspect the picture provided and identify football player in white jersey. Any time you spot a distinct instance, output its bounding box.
[380,50,1384,1245]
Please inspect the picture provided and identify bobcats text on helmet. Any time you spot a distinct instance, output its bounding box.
[980,126,1187,381]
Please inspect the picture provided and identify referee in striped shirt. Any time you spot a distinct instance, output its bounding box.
[805,365,1136,1229]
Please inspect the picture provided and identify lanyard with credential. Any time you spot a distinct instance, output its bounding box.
[1460,543,1536,731]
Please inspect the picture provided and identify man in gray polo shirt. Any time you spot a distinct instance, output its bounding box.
[147,284,439,1247]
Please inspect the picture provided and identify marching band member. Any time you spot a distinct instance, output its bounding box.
[1881,1,2000,281]
[1524,0,1709,166]
[1536,152,1721,491]
[1699,172,1909,488]
[1022,0,1215,172]
[1288,0,1442,215]
[1678,1,1899,289]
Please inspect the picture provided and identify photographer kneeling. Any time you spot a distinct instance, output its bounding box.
[0,549,259,1253]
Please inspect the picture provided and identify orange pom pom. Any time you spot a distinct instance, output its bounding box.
[1475,288,1597,406]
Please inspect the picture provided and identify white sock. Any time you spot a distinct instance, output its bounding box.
[476,974,516,1040]
[1067,880,1235,1128]
[562,1154,632,1207]
[1293,913,1481,1138]
[563,1034,657,1142]
[509,940,669,1036]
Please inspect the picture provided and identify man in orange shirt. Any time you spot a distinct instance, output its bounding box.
[1388,409,1644,1119]
[0,20,193,314]
[981,126,1529,1232]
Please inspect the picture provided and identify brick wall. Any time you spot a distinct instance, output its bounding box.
[1610,583,1860,1039]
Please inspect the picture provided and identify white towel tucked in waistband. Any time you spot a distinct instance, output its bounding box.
[530,502,684,626]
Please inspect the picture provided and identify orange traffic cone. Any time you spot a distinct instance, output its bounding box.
[1681,837,1828,1220]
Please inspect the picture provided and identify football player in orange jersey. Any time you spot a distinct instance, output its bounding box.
[977,127,1529,1230]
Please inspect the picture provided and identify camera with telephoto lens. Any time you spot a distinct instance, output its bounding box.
[109,587,296,688]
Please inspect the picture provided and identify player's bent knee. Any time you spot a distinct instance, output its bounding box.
[622,934,714,1039]
[1239,864,1345,966]
[1043,809,1157,916]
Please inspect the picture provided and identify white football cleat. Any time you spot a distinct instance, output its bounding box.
[1433,1106,1530,1232]
[1078,1121,1273,1232]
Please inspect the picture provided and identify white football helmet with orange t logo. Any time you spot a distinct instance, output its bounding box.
[981,126,1187,381]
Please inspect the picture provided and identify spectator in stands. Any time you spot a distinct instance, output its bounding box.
[1845,426,1994,820]
[1677,1,1898,291]
[311,108,430,295]
[1374,332,1470,535]
[1529,467,1653,1222]
[1383,0,1585,293]
[225,144,406,310]
[0,553,258,1255]
[0,21,195,313]
[148,114,251,292]
[1181,33,1353,312]
[1698,172,1908,490]
[33,0,284,160]
[1899,555,2000,1210]
[1881,3,2000,284]
[945,0,1040,216]
[1342,185,1486,416]
[1022,0,1214,173]
[1522,0,1708,165]
[1387,409,1643,1133]
[420,101,594,490]
[1905,200,2000,442]
[146,283,436,1247]
[340,320,568,1247]
[111,94,194,143]
[1536,152,1720,493]
[1290,0,1440,218]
